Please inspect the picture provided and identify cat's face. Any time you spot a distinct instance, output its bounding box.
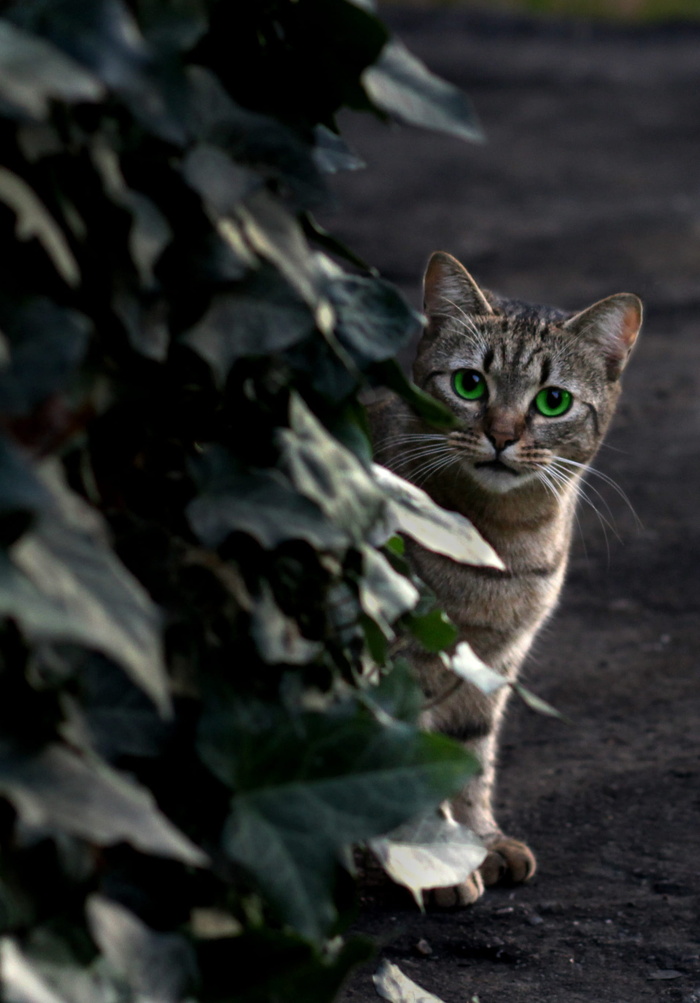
[412,253,642,496]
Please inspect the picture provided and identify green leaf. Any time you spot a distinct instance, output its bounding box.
[376,360,457,429]
[8,461,170,714]
[87,896,197,1003]
[0,21,104,120]
[235,189,335,334]
[187,457,348,552]
[372,464,504,568]
[312,125,365,175]
[323,267,422,367]
[0,438,50,545]
[408,608,458,654]
[181,267,315,385]
[182,142,261,216]
[279,394,385,545]
[363,40,483,143]
[197,930,373,1003]
[0,170,79,286]
[62,653,168,761]
[0,297,89,416]
[9,0,186,144]
[219,704,474,941]
[0,742,206,866]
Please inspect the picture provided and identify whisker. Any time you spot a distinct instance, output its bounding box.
[552,456,642,530]
[413,451,463,486]
[386,444,456,473]
[548,460,619,553]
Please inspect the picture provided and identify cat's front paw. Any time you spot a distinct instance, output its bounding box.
[429,869,485,908]
[480,836,536,887]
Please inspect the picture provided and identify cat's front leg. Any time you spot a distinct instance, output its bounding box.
[424,683,537,905]
[450,727,537,893]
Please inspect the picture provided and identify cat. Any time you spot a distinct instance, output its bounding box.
[370,251,642,905]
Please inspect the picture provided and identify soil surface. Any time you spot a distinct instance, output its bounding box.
[328,9,700,1003]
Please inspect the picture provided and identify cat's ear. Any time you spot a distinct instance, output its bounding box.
[423,251,494,322]
[564,293,642,378]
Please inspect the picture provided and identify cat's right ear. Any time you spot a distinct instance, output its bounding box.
[423,252,494,325]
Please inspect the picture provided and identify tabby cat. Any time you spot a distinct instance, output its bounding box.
[370,252,642,905]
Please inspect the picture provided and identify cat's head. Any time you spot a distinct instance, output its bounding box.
[412,251,642,496]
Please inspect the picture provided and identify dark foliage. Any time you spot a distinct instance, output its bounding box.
[0,2,482,999]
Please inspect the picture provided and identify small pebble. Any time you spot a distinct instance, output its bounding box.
[416,939,433,956]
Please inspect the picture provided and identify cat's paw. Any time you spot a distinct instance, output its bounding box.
[480,837,536,887]
[428,869,485,908]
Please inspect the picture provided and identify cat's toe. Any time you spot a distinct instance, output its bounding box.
[429,869,485,908]
[480,837,536,887]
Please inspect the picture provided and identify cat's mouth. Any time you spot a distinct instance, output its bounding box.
[474,459,520,476]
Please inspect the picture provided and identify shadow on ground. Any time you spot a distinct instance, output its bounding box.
[328,8,700,1003]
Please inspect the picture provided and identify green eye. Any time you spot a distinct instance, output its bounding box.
[535,387,572,417]
[453,369,486,401]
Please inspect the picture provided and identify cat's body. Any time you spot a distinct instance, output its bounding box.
[370,252,641,904]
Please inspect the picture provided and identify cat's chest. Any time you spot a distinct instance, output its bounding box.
[405,536,568,654]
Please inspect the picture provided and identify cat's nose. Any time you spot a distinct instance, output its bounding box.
[485,413,524,452]
[487,431,517,452]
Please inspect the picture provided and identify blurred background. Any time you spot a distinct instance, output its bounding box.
[328,2,700,323]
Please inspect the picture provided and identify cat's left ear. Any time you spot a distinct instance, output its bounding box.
[564,293,642,379]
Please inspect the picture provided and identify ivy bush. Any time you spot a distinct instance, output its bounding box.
[0,2,487,1000]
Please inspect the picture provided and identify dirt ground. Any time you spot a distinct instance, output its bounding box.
[328,8,700,1003]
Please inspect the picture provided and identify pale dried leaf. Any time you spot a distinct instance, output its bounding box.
[373,960,446,1003]
[441,641,507,695]
[370,811,485,906]
[372,464,503,569]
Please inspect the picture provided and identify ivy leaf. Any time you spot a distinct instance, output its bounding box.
[408,608,458,653]
[312,125,364,175]
[279,394,385,546]
[87,896,197,1003]
[0,437,51,545]
[0,742,206,866]
[363,40,483,143]
[9,461,170,715]
[0,170,79,286]
[182,268,315,385]
[322,266,422,367]
[196,929,373,1003]
[187,459,347,552]
[0,21,104,120]
[372,463,504,568]
[219,704,474,941]
[0,298,89,416]
[235,190,335,334]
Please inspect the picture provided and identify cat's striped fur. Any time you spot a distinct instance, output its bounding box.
[370,252,642,905]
